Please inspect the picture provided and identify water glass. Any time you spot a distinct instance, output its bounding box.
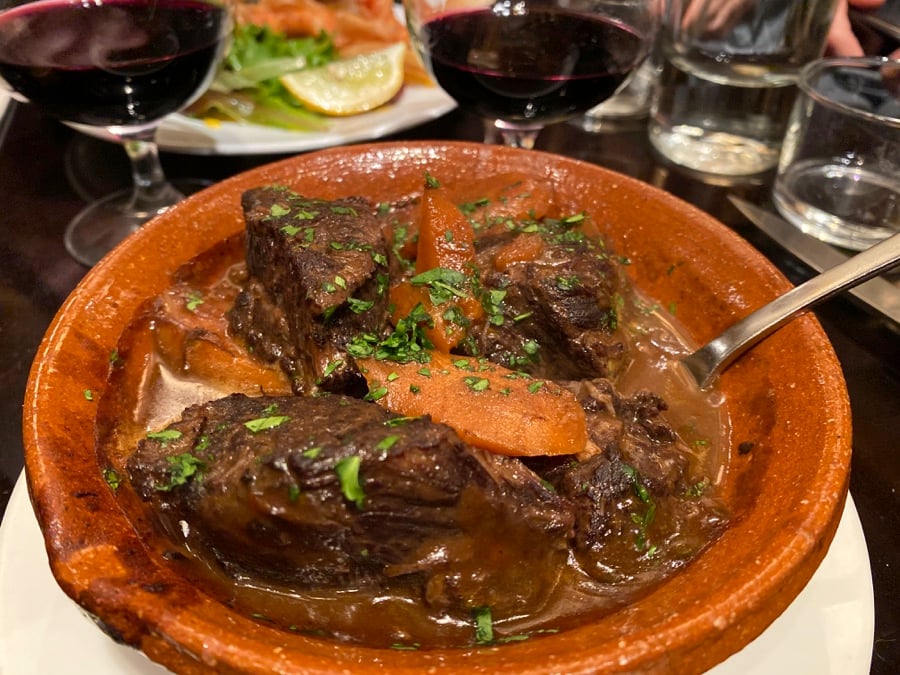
[773,57,900,251]
[649,0,840,177]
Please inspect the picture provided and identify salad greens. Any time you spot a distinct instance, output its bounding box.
[187,24,338,130]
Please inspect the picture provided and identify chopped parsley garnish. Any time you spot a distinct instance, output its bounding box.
[346,303,433,363]
[687,480,708,498]
[375,434,401,453]
[458,197,490,214]
[184,291,204,312]
[555,275,580,291]
[495,627,560,644]
[243,415,290,433]
[146,429,183,445]
[347,298,374,314]
[472,606,493,645]
[335,455,365,508]
[481,288,506,326]
[410,267,469,305]
[385,416,417,427]
[83,389,93,401]
[322,359,344,378]
[390,642,421,651]
[365,386,388,402]
[621,463,656,553]
[157,452,205,491]
[463,376,490,392]
[103,468,120,490]
[269,203,291,217]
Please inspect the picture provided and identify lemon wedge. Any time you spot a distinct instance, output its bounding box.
[280,43,406,116]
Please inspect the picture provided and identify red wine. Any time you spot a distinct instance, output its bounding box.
[0,0,228,127]
[423,8,646,125]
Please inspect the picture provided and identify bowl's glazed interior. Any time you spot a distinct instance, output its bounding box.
[22,142,851,674]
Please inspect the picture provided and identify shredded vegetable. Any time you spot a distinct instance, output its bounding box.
[187,23,337,130]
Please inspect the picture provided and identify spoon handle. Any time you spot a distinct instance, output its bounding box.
[683,231,900,388]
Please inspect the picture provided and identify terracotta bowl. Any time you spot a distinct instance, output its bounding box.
[23,142,851,674]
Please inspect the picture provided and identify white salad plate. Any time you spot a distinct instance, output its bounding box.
[69,83,456,156]
[0,472,873,674]
[0,88,11,124]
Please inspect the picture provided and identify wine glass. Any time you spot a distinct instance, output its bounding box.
[0,0,232,266]
[403,0,660,149]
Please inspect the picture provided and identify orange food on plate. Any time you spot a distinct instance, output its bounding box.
[236,0,431,84]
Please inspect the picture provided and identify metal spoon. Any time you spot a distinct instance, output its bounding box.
[682,231,900,389]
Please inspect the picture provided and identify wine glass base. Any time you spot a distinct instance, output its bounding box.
[64,178,211,267]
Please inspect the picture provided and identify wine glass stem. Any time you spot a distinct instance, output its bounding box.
[122,132,183,214]
[484,119,542,150]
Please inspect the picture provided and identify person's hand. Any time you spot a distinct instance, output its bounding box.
[826,0,890,56]
[681,0,756,38]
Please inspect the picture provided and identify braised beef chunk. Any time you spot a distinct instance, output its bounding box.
[227,187,390,394]
[536,379,727,582]
[468,220,627,380]
[127,393,574,615]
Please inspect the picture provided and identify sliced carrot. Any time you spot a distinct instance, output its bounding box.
[393,185,485,350]
[357,352,587,457]
[444,172,557,224]
[415,187,476,274]
[491,232,546,271]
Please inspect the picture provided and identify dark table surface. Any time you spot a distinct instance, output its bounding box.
[0,101,897,672]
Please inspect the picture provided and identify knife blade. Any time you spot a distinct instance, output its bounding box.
[730,196,900,325]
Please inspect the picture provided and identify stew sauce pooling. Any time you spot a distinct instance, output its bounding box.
[99,172,730,649]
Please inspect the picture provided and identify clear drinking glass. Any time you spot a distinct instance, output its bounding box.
[403,0,660,149]
[0,0,233,266]
[773,57,900,250]
[648,0,840,177]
